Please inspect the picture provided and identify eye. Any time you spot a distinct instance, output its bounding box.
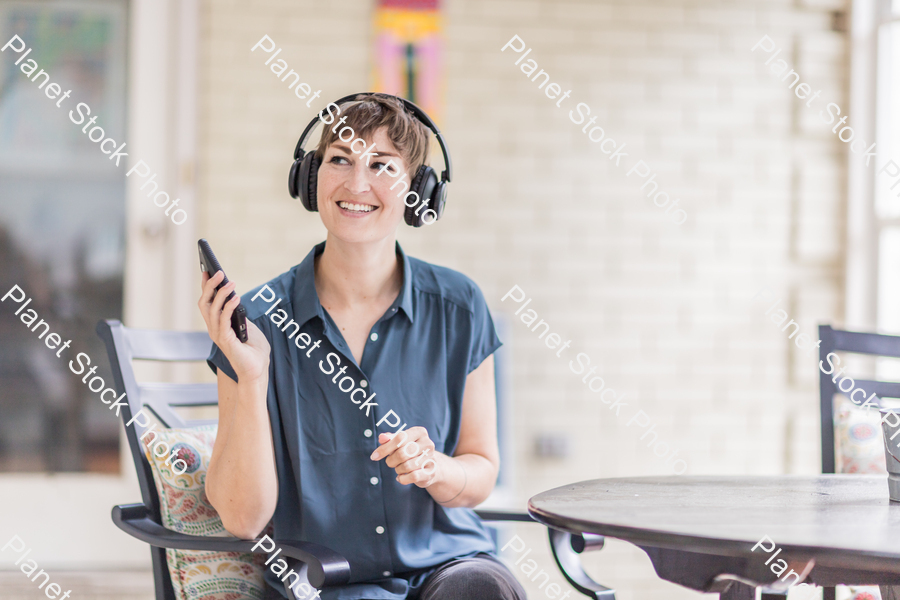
[372,161,396,173]
[329,156,349,165]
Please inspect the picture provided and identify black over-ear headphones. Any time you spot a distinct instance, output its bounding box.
[288,92,452,227]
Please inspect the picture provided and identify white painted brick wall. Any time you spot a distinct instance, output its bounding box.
[197,0,849,597]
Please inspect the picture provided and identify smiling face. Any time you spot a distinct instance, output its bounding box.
[316,126,411,243]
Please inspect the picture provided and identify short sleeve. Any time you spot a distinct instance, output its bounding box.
[207,342,239,383]
[466,286,502,374]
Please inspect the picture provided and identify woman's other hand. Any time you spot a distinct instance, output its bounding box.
[372,427,438,488]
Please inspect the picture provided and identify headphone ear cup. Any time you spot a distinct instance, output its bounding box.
[298,152,320,212]
[404,166,426,226]
[307,153,320,212]
[288,160,300,198]
[289,158,302,200]
[406,166,438,227]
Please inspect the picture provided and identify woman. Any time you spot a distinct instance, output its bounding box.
[198,93,527,600]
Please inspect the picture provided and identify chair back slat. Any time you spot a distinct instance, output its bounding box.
[143,383,219,406]
[138,383,220,429]
[818,325,900,474]
[125,328,216,361]
[827,328,900,358]
[845,379,900,400]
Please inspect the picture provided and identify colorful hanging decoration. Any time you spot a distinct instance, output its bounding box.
[372,0,443,122]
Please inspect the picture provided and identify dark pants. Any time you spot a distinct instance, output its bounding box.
[414,553,527,600]
[265,553,528,600]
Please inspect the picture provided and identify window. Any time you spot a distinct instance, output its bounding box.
[876,0,900,335]
[0,0,127,472]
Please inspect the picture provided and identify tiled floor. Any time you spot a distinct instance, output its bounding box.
[0,571,155,600]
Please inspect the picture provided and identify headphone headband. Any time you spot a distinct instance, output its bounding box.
[293,92,451,183]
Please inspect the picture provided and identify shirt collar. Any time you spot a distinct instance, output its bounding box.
[290,242,324,328]
[291,241,415,327]
[394,242,415,323]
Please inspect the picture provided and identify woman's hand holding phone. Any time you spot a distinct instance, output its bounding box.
[198,270,271,383]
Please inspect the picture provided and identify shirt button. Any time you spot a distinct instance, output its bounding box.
[376,526,385,534]
[383,570,391,577]
[370,477,379,485]
[364,429,373,438]
[370,332,378,341]
[360,380,368,388]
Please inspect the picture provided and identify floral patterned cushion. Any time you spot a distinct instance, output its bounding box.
[835,398,887,475]
[847,589,880,600]
[142,424,267,600]
[829,402,886,600]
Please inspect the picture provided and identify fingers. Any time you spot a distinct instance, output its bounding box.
[244,319,270,351]
[389,431,435,470]
[198,271,225,320]
[200,270,224,301]
[217,293,240,341]
[394,434,434,469]
[396,453,438,486]
[372,430,409,461]
[394,449,436,476]
[211,280,236,315]
[370,427,437,486]
[197,271,236,343]
[388,438,423,469]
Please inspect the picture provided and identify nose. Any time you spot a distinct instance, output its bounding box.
[344,160,371,195]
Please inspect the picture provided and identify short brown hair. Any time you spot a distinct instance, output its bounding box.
[315,93,430,176]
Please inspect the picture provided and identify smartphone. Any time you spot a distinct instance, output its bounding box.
[198,239,249,343]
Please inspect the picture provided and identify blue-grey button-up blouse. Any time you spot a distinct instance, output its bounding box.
[207,242,501,599]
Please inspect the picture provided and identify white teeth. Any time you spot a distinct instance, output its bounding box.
[338,201,375,213]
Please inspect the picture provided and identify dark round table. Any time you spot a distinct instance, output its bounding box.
[528,475,900,600]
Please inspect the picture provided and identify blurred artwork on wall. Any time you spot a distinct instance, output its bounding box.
[0,4,125,172]
[372,0,443,122]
